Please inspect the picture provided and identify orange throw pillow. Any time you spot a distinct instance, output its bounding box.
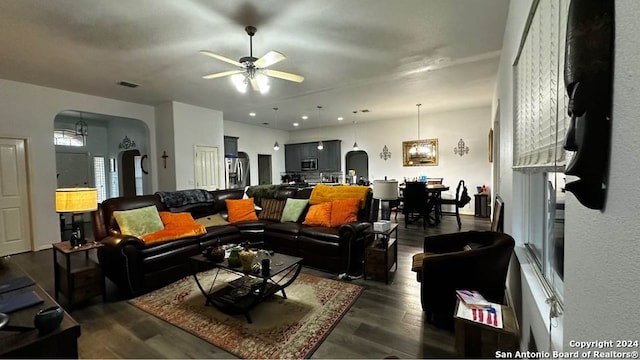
[330,198,360,227]
[225,198,258,223]
[303,202,333,227]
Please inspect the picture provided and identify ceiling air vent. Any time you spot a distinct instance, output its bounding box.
[117,80,140,88]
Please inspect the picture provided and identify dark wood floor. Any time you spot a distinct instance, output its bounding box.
[10,213,490,359]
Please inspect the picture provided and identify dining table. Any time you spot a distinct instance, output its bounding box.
[398,183,450,226]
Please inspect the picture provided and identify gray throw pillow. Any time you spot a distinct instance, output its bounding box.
[280,199,309,222]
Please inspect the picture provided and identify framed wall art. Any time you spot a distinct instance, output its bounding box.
[402,139,438,166]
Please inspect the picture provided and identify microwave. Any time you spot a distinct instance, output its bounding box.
[301,158,318,171]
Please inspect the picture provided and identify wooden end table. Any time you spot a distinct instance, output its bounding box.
[364,223,398,284]
[454,299,519,357]
[53,241,105,311]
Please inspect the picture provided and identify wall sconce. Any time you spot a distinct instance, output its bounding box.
[380,145,391,160]
[454,138,469,156]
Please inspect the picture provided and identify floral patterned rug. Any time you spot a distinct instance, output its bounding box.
[129,270,363,359]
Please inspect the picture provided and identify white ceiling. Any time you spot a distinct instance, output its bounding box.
[0,0,510,130]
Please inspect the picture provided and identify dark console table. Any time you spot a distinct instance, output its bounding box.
[0,261,81,358]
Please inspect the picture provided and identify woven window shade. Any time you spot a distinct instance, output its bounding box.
[513,0,570,170]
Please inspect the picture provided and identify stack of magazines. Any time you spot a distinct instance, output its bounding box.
[455,290,503,328]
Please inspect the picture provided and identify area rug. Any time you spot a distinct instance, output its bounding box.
[129,270,363,359]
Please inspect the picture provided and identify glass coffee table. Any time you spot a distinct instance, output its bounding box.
[189,251,303,323]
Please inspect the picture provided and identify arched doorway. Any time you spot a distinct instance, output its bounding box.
[345,150,369,185]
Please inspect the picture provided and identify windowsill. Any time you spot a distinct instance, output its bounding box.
[513,245,563,351]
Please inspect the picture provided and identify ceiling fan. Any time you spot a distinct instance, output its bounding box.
[200,26,304,93]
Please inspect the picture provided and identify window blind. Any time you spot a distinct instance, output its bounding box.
[514,0,570,170]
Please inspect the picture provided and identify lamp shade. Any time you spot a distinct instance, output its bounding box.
[55,188,98,213]
[373,180,399,200]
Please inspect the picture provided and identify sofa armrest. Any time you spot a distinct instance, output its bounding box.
[99,235,145,250]
[423,231,484,253]
[338,221,372,243]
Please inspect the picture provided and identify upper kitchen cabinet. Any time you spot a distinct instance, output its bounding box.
[318,140,341,171]
[224,136,238,157]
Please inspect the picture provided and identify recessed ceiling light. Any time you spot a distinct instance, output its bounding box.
[337,117,344,121]
[301,115,308,120]
[293,122,300,127]
[249,112,256,117]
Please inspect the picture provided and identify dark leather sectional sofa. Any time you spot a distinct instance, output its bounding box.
[91,186,374,296]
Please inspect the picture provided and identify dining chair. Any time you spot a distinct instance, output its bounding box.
[390,186,404,221]
[438,179,463,229]
[402,182,429,229]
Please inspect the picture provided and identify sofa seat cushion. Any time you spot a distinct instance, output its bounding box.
[140,237,201,273]
[233,220,270,232]
[264,222,305,235]
[299,226,340,242]
[200,225,241,242]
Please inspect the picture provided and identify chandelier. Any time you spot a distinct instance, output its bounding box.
[272,107,280,151]
[408,104,431,156]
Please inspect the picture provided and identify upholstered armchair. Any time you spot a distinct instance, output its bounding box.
[412,231,515,329]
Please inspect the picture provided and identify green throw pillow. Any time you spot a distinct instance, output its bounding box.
[113,205,164,237]
[280,199,309,223]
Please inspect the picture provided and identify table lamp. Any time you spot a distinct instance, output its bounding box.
[373,180,399,220]
[55,188,97,247]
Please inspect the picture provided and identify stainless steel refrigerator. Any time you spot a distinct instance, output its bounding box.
[225,155,250,189]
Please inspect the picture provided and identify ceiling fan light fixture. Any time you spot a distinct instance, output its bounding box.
[256,73,270,94]
[231,73,247,93]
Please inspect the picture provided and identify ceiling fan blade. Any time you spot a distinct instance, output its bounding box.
[249,77,261,92]
[199,50,243,67]
[263,69,305,83]
[202,70,243,79]
[254,51,286,68]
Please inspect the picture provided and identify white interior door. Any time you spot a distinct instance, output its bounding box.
[195,145,220,191]
[0,138,32,256]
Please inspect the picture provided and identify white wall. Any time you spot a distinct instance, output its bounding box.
[154,102,177,191]
[171,102,224,190]
[289,106,493,215]
[564,0,640,346]
[0,79,156,249]
[223,121,289,186]
[495,0,640,351]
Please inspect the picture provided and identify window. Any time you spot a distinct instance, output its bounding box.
[109,158,119,198]
[524,172,565,300]
[54,130,85,147]
[513,0,569,302]
[93,156,107,203]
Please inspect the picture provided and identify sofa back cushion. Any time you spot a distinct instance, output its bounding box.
[225,198,259,223]
[113,205,165,237]
[101,194,165,235]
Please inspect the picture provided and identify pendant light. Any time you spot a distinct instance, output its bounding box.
[409,103,423,155]
[352,110,359,150]
[316,105,324,150]
[272,107,280,151]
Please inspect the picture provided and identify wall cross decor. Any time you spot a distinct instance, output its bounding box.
[118,136,136,150]
[379,145,391,160]
[454,138,469,156]
[161,151,169,168]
